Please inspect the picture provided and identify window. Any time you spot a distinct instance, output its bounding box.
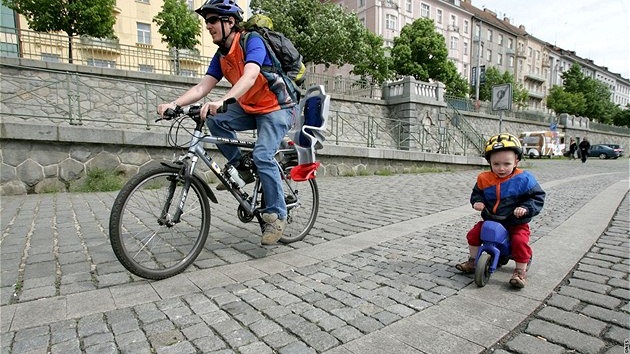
[497,53,503,65]
[487,29,493,42]
[463,41,469,56]
[386,14,397,30]
[536,50,540,60]
[41,53,60,62]
[528,47,533,56]
[436,9,442,24]
[474,24,480,38]
[186,0,193,10]
[359,0,365,7]
[450,36,458,50]
[449,14,456,27]
[486,49,492,62]
[421,3,430,18]
[87,59,116,68]
[406,0,411,12]
[498,34,503,45]
[139,64,154,73]
[137,22,151,44]
[463,20,469,34]
[508,38,514,49]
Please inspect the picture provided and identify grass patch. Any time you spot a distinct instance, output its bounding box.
[374,168,393,176]
[72,168,124,192]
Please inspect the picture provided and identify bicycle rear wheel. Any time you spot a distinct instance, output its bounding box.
[109,164,211,280]
[280,172,319,244]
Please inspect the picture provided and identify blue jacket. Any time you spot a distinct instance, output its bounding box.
[471,168,545,226]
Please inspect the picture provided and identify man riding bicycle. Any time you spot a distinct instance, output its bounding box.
[157,0,297,245]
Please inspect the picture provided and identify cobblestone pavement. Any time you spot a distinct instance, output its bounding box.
[0,159,628,354]
[488,192,629,354]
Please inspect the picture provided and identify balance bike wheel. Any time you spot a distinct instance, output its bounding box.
[475,253,492,287]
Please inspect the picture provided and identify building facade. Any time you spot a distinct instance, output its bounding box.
[1,0,628,110]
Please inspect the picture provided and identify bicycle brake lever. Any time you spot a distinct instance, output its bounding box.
[217,97,237,114]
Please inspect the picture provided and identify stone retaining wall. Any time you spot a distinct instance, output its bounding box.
[1,58,628,195]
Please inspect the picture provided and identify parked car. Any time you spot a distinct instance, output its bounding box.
[588,144,620,159]
[603,144,624,157]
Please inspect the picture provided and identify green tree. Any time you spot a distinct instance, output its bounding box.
[153,0,201,75]
[612,104,630,127]
[250,0,386,71]
[351,30,393,85]
[547,63,616,123]
[2,0,116,63]
[546,86,586,116]
[390,18,468,97]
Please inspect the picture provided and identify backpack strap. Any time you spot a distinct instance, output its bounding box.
[239,31,278,74]
[239,30,299,102]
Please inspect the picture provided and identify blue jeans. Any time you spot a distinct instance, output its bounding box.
[206,104,296,219]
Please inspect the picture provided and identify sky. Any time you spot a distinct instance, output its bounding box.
[471,0,630,79]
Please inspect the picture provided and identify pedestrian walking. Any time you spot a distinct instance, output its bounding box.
[579,137,591,163]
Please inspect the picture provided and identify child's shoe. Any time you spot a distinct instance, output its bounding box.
[455,257,476,273]
[509,268,527,288]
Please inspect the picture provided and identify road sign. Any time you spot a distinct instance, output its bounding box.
[491,83,512,111]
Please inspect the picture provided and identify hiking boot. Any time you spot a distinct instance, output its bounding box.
[509,269,527,288]
[217,168,255,191]
[455,257,476,274]
[261,213,286,245]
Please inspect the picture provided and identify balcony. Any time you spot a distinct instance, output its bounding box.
[80,36,121,54]
[505,47,515,55]
[525,73,546,83]
[447,24,459,33]
[528,89,545,99]
[170,48,203,64]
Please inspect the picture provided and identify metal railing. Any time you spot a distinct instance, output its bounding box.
[0,26,383,98]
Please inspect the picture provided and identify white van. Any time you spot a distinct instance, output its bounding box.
[519,131,565,158]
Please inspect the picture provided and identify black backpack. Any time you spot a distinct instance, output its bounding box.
[240,19,306,87]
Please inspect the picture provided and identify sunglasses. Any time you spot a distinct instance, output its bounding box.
[205,16,226,25]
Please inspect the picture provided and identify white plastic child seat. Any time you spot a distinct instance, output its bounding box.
[288,85,330,165]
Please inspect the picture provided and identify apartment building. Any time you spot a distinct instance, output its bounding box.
[2,1,628,109]
[1,0,250,75]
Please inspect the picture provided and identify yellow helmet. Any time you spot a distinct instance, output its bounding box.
[484,133,523,161]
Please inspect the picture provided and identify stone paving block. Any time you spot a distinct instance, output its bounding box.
[526,319,605,354]
[568,278,612,294]
[545,293,581,311]
[504,333,565,354]
[66,288,115,319]
[580,305,630,328]
[557,286,621,309]
[50,338,82,354]
[192,334,228,352]
[604,325,629,345]
[109,282,160,309]
[155,340,196,354]
[536,306,607,336]
[10,296,66,331]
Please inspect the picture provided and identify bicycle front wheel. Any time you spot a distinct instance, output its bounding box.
[280,175,319,244]
[109,165,211,280]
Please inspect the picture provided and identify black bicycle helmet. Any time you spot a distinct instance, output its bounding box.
[195,0,243,22]
[484,133,523,161]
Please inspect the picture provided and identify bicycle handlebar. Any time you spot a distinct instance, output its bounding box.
[157,98,237,122]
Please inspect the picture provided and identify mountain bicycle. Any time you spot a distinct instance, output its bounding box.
[109,86,329,280]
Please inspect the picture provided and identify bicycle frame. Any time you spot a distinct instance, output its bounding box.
[166,113,298,228]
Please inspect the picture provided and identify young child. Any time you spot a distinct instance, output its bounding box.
[456,133,545,288]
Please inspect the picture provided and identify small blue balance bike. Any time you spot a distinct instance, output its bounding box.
[474,220,512,287]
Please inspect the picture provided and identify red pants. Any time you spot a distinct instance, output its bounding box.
[466,221,532,263]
